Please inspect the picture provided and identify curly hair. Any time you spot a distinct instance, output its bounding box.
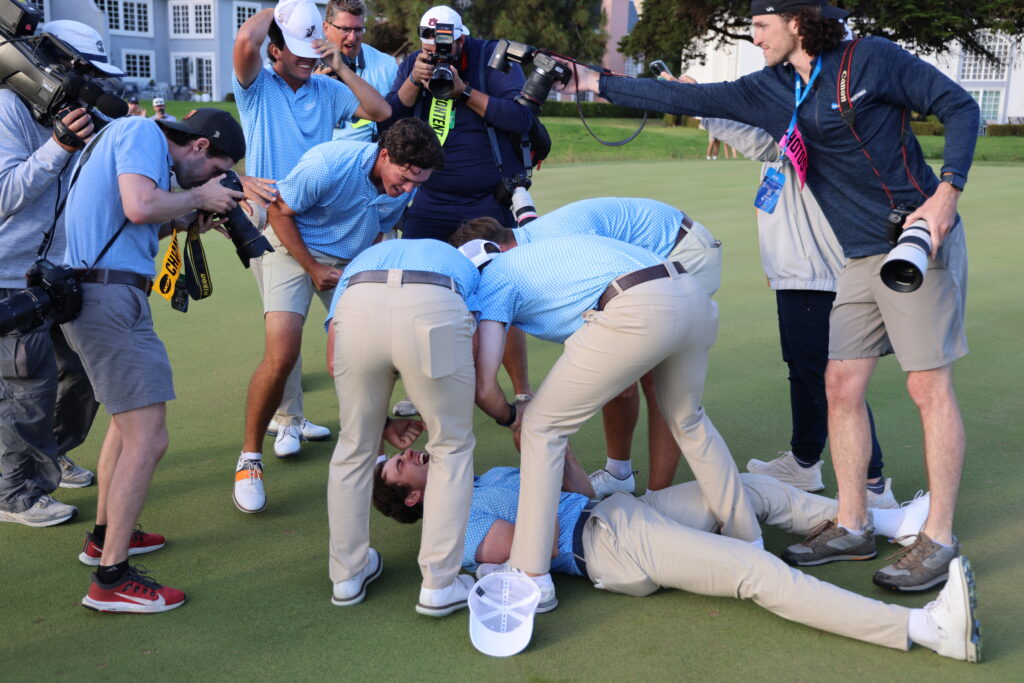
[371,462,424,524]
[449,217,512,248]
[780,8,847,57]
[379,118,445,171]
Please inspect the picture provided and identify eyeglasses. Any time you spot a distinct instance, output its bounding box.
[327,22,366,35]
[418,27,436,40]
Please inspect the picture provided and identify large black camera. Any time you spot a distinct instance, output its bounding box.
[488,39,572,114]
[216,170,274,268]
[0,259,82,336]
[425,22,456,99]
[0,0,127,130]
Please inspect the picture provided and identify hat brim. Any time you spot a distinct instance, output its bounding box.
[154,118,195,137]
[282,31,320,59]
[469,615,533,657]
[821,5,850,19]
[84,56,125,76]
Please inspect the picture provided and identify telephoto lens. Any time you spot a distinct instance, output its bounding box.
[880,219,932,292]
[217,170,274,268]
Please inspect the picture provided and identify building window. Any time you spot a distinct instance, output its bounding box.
[172,53,216,96]
[960,33,1010,81]
[234,1,260,36]
[96,0,152,36]
[122,50,154,80]
[169,1,215,38]
[966,89,1002,122]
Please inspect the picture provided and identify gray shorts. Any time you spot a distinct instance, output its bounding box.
[255,225,348,317]
[829,220,968,371]
[62,283,175,414]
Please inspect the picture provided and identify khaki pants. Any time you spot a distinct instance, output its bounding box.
[667,219,723,297]
[327,276,475,589]
[511,272,762,575]
[583,475,911,650]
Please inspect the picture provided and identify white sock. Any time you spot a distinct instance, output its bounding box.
[645,489,657,496]
[870,507,904,538]
[605,458,632,480]
[529,573,554,590]
[750,536,765,549]
[838,523,866,536]
[240,451,262,462]
[908,608,940,651]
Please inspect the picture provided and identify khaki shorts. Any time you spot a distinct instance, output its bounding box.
[258,225,349,317]
[667,219,723,297]
[829,220,968,371]
[62,283,175,414]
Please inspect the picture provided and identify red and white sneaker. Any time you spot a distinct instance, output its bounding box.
[79,528,166,566]
[82,566,185,613]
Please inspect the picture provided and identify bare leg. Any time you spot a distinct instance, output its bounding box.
[93,422,123,526]
[826,357,877,531]
[242,312,304,453]
[601,383,639,463]
[502,326,533,397]
[641,371,682,490]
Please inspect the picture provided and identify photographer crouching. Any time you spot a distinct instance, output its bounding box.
[0,20,108,528]
[61,108,245,613]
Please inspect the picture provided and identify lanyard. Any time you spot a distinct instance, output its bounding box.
[781,57,821,158]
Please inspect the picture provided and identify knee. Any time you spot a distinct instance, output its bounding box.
[824,362,866,407]
[906,369,953,410]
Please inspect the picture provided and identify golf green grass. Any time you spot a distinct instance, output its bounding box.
[1,159,1020,681]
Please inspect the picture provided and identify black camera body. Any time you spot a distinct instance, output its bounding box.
[426,22,456,99]
[488,39,571,114]
[216,170,274,268]
[885,204,917,244]
[0,259,82,336]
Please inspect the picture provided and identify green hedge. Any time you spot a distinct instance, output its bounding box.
[987,124,1024,137]
[911,121,945,136]
[538,100,647,118]
[662,114,702,128]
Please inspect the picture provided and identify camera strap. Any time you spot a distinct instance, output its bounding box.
[154,219,213,310]
[836,39,929,207]
[477,53,534,176]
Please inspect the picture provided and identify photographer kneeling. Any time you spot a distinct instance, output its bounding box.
[62,108,244,613]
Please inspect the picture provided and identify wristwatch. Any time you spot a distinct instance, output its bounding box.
[940,172,964,192]
[460,84,473,103]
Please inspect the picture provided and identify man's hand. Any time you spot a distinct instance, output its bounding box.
[904,183,961,257]
[383,418,425,449]
[552,57,600,94]
[195,211,229,238]
[309,262,342,291]
[409,52,434,89]
[312,38,345,74]
[53,108,94,153]
[446,64,467,98]
[239,175,278,208]
[191,174,243,214]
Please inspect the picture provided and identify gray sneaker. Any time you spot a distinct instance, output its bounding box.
[873,532,959,592]
[782,520,877,566]
[58,455,94,489]
[0,495,78,527]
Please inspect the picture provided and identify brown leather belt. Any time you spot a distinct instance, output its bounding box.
[673,214,695,249]
[75,268,152,296]
[349,269,457,295]
[597,261,686,311]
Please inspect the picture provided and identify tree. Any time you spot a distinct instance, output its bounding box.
[619,0,1024,69]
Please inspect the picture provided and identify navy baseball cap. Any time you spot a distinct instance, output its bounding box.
[749,0,850,20]
[156,108,246,162]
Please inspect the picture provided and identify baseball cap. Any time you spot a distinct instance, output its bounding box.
[274,0,323,59]
[41,20,125,75]
[156,108,246,162]
[748,0,850,20]
[458,239,500,269]
[153,97,165,107]
[468,572,540,657]
[419,5,470,43]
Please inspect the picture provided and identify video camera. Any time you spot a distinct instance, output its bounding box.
[488,39,571,114]
[0,0,127,133]
[425,22,456,100]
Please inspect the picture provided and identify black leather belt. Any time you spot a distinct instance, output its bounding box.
[673,214,695,248]
[571,500,599,578]
[596,261,686,311]
[348,269,457,295]
[75,268,152,296]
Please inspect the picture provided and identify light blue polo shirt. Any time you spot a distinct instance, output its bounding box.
[332,43,398,143]
[233,66,359,181]
[468,234,664,343]
[462,467,588,576]
[276,140,412,260]
[515,197,684,257]
[64,117,171,278]
[325,238,479,328]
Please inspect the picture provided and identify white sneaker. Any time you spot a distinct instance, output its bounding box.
[332,548,383,607]
[891,490,931,547]
[922,556,981,662]
[866,477,899,509]
[746,451,825,492]
[273,425,302,459]
[266,418,330,441]
[233,455,266,514]
[392,398,419,417]
[416,574,474,617]
[480,562,557,613]
[57,455,94,488]
[0,495,77,527]
[588,468,635,499]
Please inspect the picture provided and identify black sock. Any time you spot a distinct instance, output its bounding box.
[866,479,886,494]
[793,455,818,468]
[92,524,107,545]
[97,560,129,585]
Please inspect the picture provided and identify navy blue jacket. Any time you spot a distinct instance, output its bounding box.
[384,37,533,240]
[600,37,980,258]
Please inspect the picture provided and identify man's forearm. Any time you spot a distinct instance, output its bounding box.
[0,136,72,218]
[476,377,512,423]
[120,184,204,226]
[337,67,391,121]
[395,75,422,109]
[266,211,317,273]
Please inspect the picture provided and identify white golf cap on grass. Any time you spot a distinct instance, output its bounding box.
[468,572,540,657]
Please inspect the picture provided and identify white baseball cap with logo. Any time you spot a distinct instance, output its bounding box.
[418,5,470,45]
[468,572,540,657]
[457,239,500,270]
[274,0,323,59]
[152,97,165,107]
[40,20,124,76]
